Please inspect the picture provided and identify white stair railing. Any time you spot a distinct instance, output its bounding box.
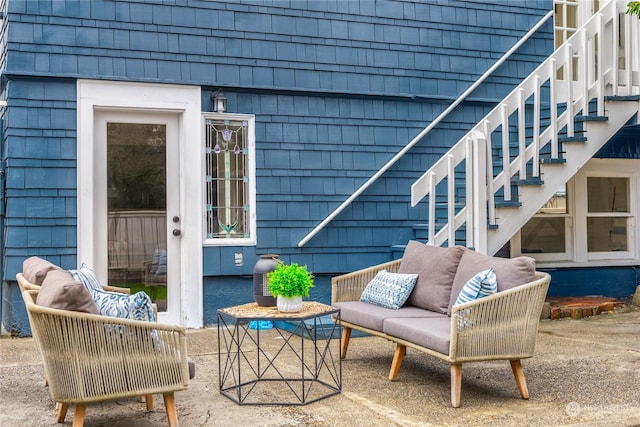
[411,0,639,253]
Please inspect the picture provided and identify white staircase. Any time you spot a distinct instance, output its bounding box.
[410,0,640,255]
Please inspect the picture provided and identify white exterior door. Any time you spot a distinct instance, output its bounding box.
[77,81,203,327]
[95,110,180,316]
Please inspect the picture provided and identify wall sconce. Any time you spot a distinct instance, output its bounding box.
[212,89,227,113]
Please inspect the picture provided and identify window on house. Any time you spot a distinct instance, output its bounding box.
[520,186,570,258]
[203,114,256,245]
[586,177,629,252]
[513,160,637,264]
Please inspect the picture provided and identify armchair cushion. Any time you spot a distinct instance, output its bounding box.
[360,270,418,309]
[70,265,156,322]
[37,269,100,314]
[448,250,536,315]
[23,256,62,286]
[398,241,465,314]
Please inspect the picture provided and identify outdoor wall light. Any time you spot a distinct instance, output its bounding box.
[212,89,227,113]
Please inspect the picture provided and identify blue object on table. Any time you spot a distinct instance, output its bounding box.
[249,320,273,330]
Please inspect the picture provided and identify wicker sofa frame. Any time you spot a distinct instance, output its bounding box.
[18,273,189,427]
[332,259,551,408]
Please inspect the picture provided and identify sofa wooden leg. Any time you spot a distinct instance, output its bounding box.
[72,404,87,427]
[145,394,155,411]
[510,359,529,399]
[56,403,69,423]
[389,344,406,381]
[450,364,462,408]
[163,392,179,427]
[340,326,352,359]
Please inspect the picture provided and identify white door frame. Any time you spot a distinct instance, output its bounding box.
[77,80,203,328]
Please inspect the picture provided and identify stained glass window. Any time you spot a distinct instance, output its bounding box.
[204,116,253,242]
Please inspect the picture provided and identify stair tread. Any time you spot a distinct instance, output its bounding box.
[605,95,640,101]
[539,157,566,164]
[558,136,587,142]
[575,115,608,122]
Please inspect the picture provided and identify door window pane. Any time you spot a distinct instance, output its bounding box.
[107,123,167,310]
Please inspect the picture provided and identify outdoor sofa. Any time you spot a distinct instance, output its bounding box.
[332,241,551,407]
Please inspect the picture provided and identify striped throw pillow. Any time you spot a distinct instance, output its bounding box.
[454,268,497,306]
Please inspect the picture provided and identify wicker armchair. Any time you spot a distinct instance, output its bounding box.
[19,276,189,427]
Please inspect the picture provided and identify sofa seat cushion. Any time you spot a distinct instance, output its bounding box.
[383,316,451,355]
[398,241,465,314]
[447,250,536,315]
[335,301,443,332]
[23,256,62,286]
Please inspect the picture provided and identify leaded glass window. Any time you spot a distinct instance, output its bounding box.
[204,115,255,243]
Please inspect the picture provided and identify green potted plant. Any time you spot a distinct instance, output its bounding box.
[267,262,314,312]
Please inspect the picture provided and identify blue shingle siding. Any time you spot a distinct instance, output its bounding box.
[3,79,78,279]
[5,0,552,97]
[2,1,558,329]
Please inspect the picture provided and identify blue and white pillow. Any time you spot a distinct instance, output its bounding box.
[454,268,497,331]
[454,268,497,306]
[360,270,419,310]
[69,264,156,322]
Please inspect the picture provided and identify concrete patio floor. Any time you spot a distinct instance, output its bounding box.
[2,306,640,427]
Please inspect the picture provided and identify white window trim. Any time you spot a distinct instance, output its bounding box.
[513,158,639,267]
[574,159,637,262]
[77,80,203,328]
[202,113,257,247]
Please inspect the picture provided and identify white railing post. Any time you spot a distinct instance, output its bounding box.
[465,137,474,249]
[565,44,574,138]
[447,155,456,246]
[532,75,541,177]
[581,29,590,115]
[501,104,511,201]
[483,120,496,227]
[549,58,559,158]
[597,13,605,116]
[427,172,436,245]
[472,132,488,254]
[517,88,526,180]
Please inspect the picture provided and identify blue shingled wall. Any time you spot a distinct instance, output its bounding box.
[0,0,556,331]
[5,0,553,96]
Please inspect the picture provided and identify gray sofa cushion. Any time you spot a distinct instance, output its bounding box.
[335,301,443,332]
[448,249,536,315]
[383,316,451,355]
[398,241,465,314]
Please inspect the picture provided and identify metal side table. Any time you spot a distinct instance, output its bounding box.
[217,302,341,405]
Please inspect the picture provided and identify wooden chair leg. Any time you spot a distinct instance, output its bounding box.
[450,364,462,408]
[72,404,87,427]
[56,403,69,423]
[510,359,529,399]
[340,326,352,359]
[163,392,179,427]
[389,344,406,381]
[145,394,155,411]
